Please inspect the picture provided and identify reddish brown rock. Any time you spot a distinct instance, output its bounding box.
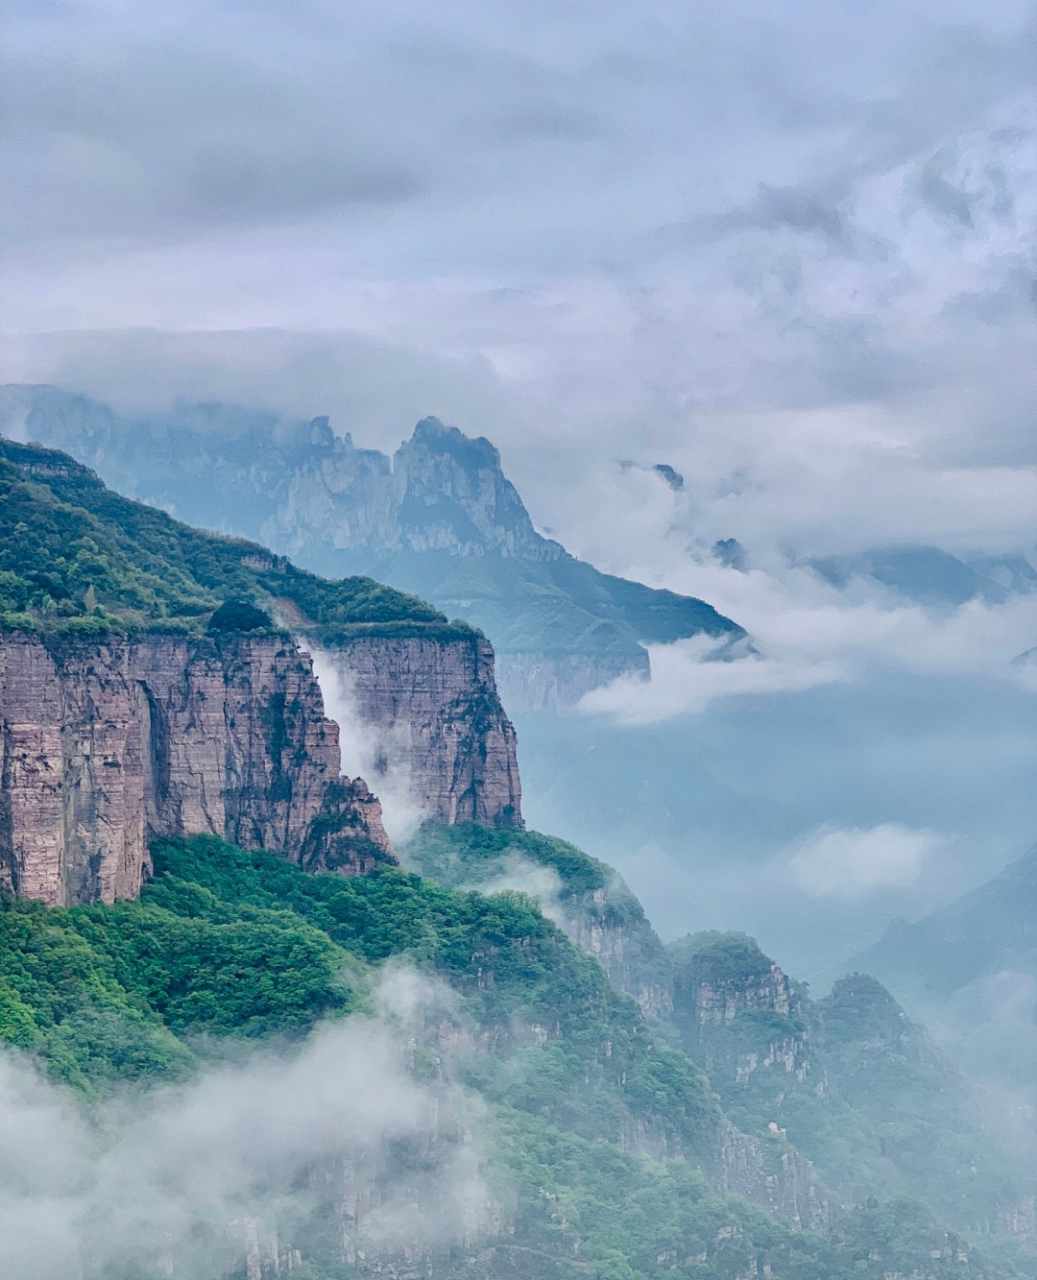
[322,633,521,828]
[0,631,394,905]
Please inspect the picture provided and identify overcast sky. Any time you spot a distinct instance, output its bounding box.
[3,0,1035,542]
[4,0,1035,653]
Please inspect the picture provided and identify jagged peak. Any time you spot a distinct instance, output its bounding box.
[404,416,504,471]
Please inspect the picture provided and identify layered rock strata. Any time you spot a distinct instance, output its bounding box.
[0,631,393,906]
[323,633,522,828]
[557,883,672,1018]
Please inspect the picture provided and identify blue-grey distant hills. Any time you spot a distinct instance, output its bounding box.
[809,547,1037,608]
[856,842,1037,1004]
[0,385,744,709]
[853,842,1037,1101]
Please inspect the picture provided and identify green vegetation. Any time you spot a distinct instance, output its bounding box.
[671,931,778,989]
[668,932,1027,1239]
[0,835,1018,1278]
[0,438,473,641]
[402,822,673,1007]
[207,597,272,632]
[402,821,610,896]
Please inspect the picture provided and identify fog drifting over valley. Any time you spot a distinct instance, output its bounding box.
[2,0,1036,974]
[0,970,491,1280]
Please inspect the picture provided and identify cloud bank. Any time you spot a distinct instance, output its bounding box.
[786,822,947,900]
[0,975,491,1280]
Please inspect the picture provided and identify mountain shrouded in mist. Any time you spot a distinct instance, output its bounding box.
[2,438,1034,1277]
[0,385,744,710]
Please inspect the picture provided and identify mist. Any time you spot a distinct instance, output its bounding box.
[0,969,493,1280]
[309,647,427,846]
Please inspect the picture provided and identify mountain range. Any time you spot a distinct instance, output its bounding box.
[854,843,1037,1117]
[0,386,745,711]
[2,433,1035,1277]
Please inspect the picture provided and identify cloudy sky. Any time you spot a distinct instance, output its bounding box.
[2,0,1036,972]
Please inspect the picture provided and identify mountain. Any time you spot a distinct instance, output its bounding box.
[853,844,1037,1116]
[0,435,521,903]
[0,386,745,710]
[5,829,1020,1280]
[1,431,1033,1278]
[856,844,1037,1005]
[809,548,1037,608]
[667,931,1030,1237]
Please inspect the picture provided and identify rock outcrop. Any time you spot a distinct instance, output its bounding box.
[671,934,814,1089]
[323,632,521,828]
[0,631,393,905]
[712,1120,831,1232]
[553,881,672,1017]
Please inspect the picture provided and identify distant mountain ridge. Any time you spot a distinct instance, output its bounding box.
[853,842,1037,1157]
[0,385,745,711]
[856,843,1037,1004]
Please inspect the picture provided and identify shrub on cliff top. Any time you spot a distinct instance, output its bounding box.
[207,598,272,632]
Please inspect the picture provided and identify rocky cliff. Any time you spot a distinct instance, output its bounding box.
[669,932,1032,1236]
[0,631,393,905]
[323,633,521,827]
[671,932,813,1089]
[0,434,523,903]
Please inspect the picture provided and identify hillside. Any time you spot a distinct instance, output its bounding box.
[0,433,467,644]
[0,388,744,708]
[0,832,1017,1280]
[853,844,1037,1118]
[407,828,1036,1256]
[856,844,1037,1004]
[667,931,1029,1238]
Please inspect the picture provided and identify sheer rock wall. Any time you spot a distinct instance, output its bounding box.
[323,633,522,828]
[0,631,393,905]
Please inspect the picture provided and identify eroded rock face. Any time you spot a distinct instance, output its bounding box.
[0,632,393,905]
[558,884,672,1018]
[322,633,522,828]
[712,1120,831,1232]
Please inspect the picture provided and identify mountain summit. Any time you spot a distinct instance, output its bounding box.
[1,388,744,710]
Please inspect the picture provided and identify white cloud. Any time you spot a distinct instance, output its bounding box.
[786,822,946,900]
[309,646,427,844]
[0,983,493,1279]
[580,633,845,723]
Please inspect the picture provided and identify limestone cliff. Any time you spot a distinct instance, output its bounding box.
[322,632,521,827]
[671,932,814,1090]
[551,880,672,1017]
[0,631,393,905]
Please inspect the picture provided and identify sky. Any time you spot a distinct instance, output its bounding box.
[2,0,1034,555]
[1,0,1036,975]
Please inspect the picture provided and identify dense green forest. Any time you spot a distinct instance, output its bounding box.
[0,437,471,640]
[0,832,1019,1279]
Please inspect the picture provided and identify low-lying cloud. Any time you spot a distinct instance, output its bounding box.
[580,633,845,723]
[310,647,427,844]
[578,564,1037,723]
[786,822,946,900]
[0,973,492,1280]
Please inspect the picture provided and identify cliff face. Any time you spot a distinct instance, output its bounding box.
[322,633,521,828]
[712,1120,830,1232]
[0,632,393,905]
[554,882,672,1017]
[672,937,814,1091]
